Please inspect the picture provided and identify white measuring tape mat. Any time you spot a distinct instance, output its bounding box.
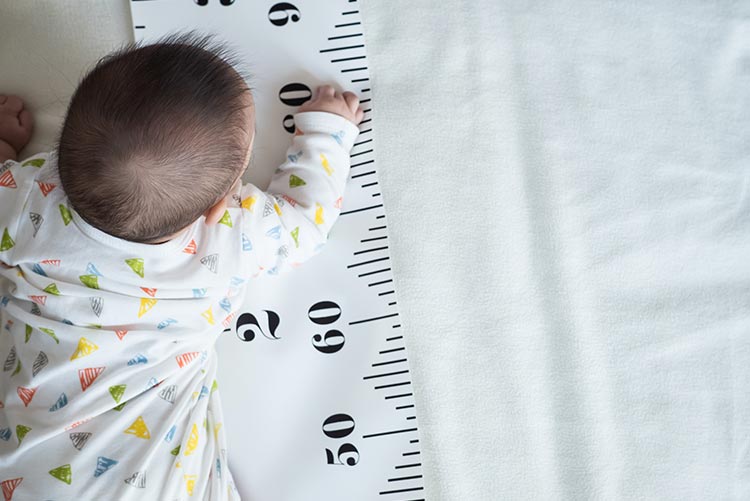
[130,1,425,500]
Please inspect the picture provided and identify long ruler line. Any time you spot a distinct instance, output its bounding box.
[362,427,418,439]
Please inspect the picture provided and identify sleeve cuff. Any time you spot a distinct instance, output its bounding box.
[293,111,361,150]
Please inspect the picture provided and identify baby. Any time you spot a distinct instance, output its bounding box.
[0,32,362,500]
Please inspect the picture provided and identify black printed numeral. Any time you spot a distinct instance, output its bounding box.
[233,310,281,342]
[268,3,301,26]
[309,301,345,354]
[279,82,312,134]
[195,0,235,6]
[322,413,359,466]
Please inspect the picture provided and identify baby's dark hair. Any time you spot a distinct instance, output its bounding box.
[57,31,254,243]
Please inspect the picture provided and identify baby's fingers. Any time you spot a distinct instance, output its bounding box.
[355,107,364,124]
[342,91,359,114]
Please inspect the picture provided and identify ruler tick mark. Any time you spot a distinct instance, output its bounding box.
[331,55,366,63]
[363,369,409,380]
[379,290,396,296]
[362,426,417,439]
[403,450,420,455]
[347,256,389,268]
[352,78,370,83]
[350,170,375,179]
[374,380,411,389]
[351,159,374,168]
[393,324,402,328]
[372,193,381,197]
[395,462,421,469]
[379,487,424,495]
[372,358,407,367]
[410,439,420,443]
[342,66,368,73]
[320,44,364,53]
[361,88,371,92]
[370,278,393,287]
[349,312,398,325]
[343,10,359,14]
[380,347,405,354]
[388,474,423,482]
[360,235,386,242]
[376,214,386,219]
[335,21,362,28]
[369,225,386,231]
[357,267,390,277]
[406,416,417,420]
[396,404,415,410]
[135,25,146,29]
[341,202,382,213]
[353,138,373,147]
[351,148,373,157]
[386,335,403,341]
[360,117,372,123]
[354,245,388,255]
[385,393,413,400]
[328,32,363,41]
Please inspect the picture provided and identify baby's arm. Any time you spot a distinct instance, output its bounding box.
[0,94,34,163]
[239,86,363,276]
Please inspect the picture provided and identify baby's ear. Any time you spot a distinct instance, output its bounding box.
[204,199,227,225]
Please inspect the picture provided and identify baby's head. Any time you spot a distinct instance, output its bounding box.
[57,32,254,244]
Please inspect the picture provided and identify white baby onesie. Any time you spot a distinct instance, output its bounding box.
[0,111,359,500]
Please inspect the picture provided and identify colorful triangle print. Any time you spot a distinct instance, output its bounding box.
[320,153,333,175]
[0,427,10,441]
[273,202,282,216]
[183,239,197,254]
[334,196,343,209]
[43,283,60,295]
[78,367,105,391]
[124,471,146,488]
[184,423,199,456]
[289,174,306,187]
[109,384,126,404]
[175,351,200,368]
[16,425,31,445]
[30,263,47,277]
[59,205,72,226]
[28,295,46,306]
[170,445,181,456]
[69,432,92,450]
[127,353,147,366]
[37,181,56,197]
[22,158,45,168]
[0,228,14,252]
[200,254,218,274]
[140,287,157,297]
[24,324,32,343]
[49,392,68,411]
[138,298,157,318]
[241,233,252,251]
[124,416,150,439]
[263,199,274,217]
[1,477,23,501]
[39,327,59,344]
[49,464,72,485]
[3,346,16,372]
[125,258,144,278]
[158,384,177,403]
[184,474,197,496]
[0,167,16,188]
[86,262,102,276]
[79,274,99,289]
[164,425,176,443]
[201,307,215,326]
[29,212,43,236]
[70,337,98,360]
[218,210,232,228]
[16,386,37,407]
[291,227,300,248]
[241,195,256,211]
[90,297,103,317]
[314,203,325,225]
[114,329,128,341]
[32,351,48,377]
[94,456,118,477]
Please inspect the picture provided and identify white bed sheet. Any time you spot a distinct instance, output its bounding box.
[1,0,749,499]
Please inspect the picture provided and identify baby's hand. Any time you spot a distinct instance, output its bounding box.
[298,85,364,125]
[0,94,34,162]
